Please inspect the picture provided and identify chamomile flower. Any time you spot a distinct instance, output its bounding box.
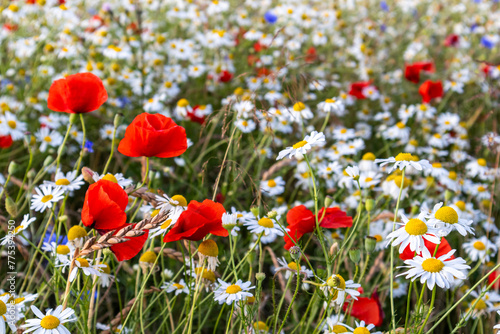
[213,279,254,305]
[42,242,72,264]
[98,263,114,288]
[222,212,240,236]
[323,314,351,334]
[276,257,314,278]
[92,172,133,188]
[35,127,63,152]
[260,176,286,196]
[0,214,35,245]
[155,193,188,216]
[245,216,284,238]
[197,239,220,271]
[66,225,88,248]
[30,185,65,212]
[386,212,440,257]
[23,305,76,334]
[463,236,497,263]
[0,294,17,332]
[323,274,361,306]
[398,250,469,290]
[350,321,382,334]
[375,153,432,173]
[276,131,325,160]
[162,279,191,295]
[426,202,474,237]
[44,170,84,192]
[61,258,105,282]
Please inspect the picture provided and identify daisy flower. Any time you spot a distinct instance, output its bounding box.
[213,279,254,305]
[98,263,115,288]
[260,176,286,196]
[162,279,192,295]
[35,127,63,152]
[276,131,325,160]
[0,294,17,332]
[30,185,65,212]
[23,305,76,334]
[398,250,469,290]
[42,242,72,265]
[0,214,35,245]
[323,314,351,334]
[323,274,361,306]
[386,211,441,257]
[276,257,314,279]
[375,152,432,173]
[350,320,382,334]
[426,202,474,237]
[59,258,106,282]
[463,236,497,263]
[92,172,133,188]
[244,216,284,238]
[155,193,188,215]
[221,212,240,236]
[43,170,84,192]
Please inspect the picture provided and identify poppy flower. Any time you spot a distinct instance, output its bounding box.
[99,224,149,261]
[219,70,233,83]
[163,199,228,243]
[0,135,13,148]
[305,46,317,63]
[47,72,108,114]
[81,179,128,230]
[187,106,206,124]
[348,81,372,99]
[118,113,188,158]
[488,270,500,289]
[404,62,434,83]
[444,34,459,47]
[284,205,352,250]
[399,236,454,261]
[419,80,443,103]
[343,292,384,326]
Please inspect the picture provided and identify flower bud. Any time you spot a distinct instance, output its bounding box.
[289,246,301,261]
[444,190,454,203]
[5,196,17,217]
[103,248,114,257]
[365,236,377,253]
[324,196,333,208]
[113,113,122,128]
[256,272,266,281]
[267,210,277,219]
[250,206,259,218]
[365,198,375,212]
[27,170,36,179]
[349,248,361,264]
[329,242,339,256]
[81,167,95,184]
[69,114,78,124]
[8,161,18,175]
[43,156,53,167]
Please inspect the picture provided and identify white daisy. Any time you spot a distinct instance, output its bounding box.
[41,242,72,265]
[426,202,474,237]
[386,212,441,257]
[30,185,65,212]
[213,279,254,305]
[161,279,192,295]
[463,236,497,263]
[0,294,17,332]
[260,176,286,196]
[375,153,432,173]
[92,172,133,188]
[23,305,76,334]
[0,214,35,245]
[58,258,106,282]
[244,216,284,238]
[43,170,84,192]
[276,257,314,279]
[350,320,382,334]
[276,131,325,160]
[398,250,469,290]
[323,274,361,306]
[35,127,63,152]
[323,314,351,334]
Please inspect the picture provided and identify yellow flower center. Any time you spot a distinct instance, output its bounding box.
[76,258,90,267]
[140,251,157,264]
[325,98,336,103]
[68,226,88,241]
[287,262,298,271]
[393,176,410,188]
[405,219,428,235]
[473,241,486,251]
[448,171,457,180]
[362,152,376,161]
[254,321,269,331]
[435,206,458,225]
[198,239,219,257]
[374,234,383,242]
[421,258,444,273]
[101,173,118,183]
[40,315,60,329]
[396,122,405,129]
[477,186,486,192]
[394,153,413,161]
[340,128,347,134]
[55,178,71,186]
[267,180,277,187]
[7,120,16,129]
[473,298,487,310]
[44,136,52,143]
[455,201,466,211]
[0,301,6,315]
[56,245,70,255]
[226,284,242,294]
[258,218,274,228]
[326,274,346,290]
[332,325,349,333]
[194,267,216,282]
[293,102,306,112]
[41,195,53,203]
[160,219,172,229]
[99,263,111,274]
[171,194,187,207]
[173,283,184,289]
[432,162,442,168]
[353,327,371,334]
[477,159,487,167]
[177,99,189,107]
[8,4,19,12]
[292,140,308,149]
[14,297,24,304]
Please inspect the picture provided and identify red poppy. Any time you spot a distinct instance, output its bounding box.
[343,292,384,326]
[163,199,228,243]
[257,68,272,77]
[247,55,259,67]
[219,70,233,83]
[488,271,500,289]
[253,42,266,52]
[399,236,454,261]
[284,205,352,250]
[404,62,434,83]
[118,113,188,158]
[305,47,317,63]
[81,180,128,230]
[0,135,13,148]
[419,80,443,103]
[47,72,108,114]
[187,106,206,124]
[444,34,459,47]
[348,81,371,99]
[98,224,149,261]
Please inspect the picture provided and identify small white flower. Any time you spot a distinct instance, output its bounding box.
[260,176,286,196]
[375,153,432,173]
[323,274,361,306]
[463,236,497,263]
[276,131,325,160]
[30,185,65,212]
[44,170,84,192]
[426,202,474,237]
[245,216,284,238]
[162,279,192,295]
[213,279,254,305]
[23,304,77,334]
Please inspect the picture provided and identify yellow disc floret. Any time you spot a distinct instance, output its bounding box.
[258,218,274,228]
[226,284,242,294]
[292,140,308,149]
[394,153,413,161]
[404,219,428,235]
[40,315,60,329]
[421,258,444,273]
[68,226,88,241]
[198,240,219,257]
[170,195,187,207]
[140,251,157,264]
[435,206,458,225]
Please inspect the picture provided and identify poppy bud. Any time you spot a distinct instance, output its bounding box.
[113,113,122,128]
[267,210,278,219]
[81,167,95,184]
[289,246,301,261]
[324,196,333,208]
[365,236,377,253]
[5,196,17,217]
[365,198,375,212]
[256,272,266,281]
[349,248,361,264]
[250,206,259,218]
[8,161,18,175]
[43,156,53,167]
